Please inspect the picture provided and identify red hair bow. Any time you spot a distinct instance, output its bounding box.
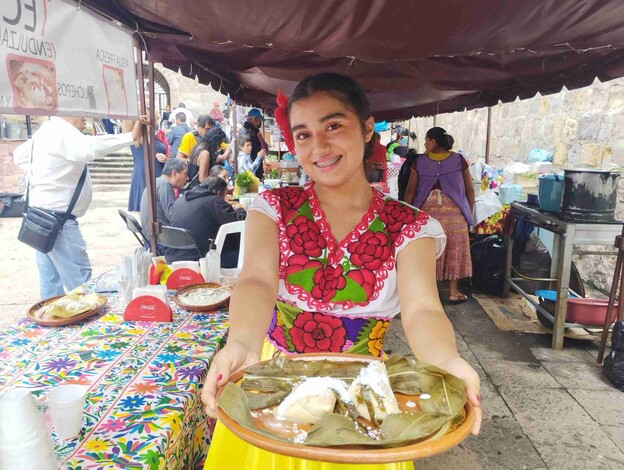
[274,90,295,155]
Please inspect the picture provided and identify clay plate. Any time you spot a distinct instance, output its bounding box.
[218,353,475,463]
[28,294,108,327]
[172,282,231,312]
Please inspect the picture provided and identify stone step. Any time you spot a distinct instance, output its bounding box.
[91,157,134,164]
[92,184,131,192]
[89,167,133,175]
[90,178,131,185]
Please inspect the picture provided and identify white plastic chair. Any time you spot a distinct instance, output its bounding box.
[214,220,246,273]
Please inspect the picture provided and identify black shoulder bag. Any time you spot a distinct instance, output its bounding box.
[17,140,88,254]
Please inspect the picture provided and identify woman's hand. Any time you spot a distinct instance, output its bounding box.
[131,115,149,141]
[201,340,260,417]
[438,356,482,435]
[155,152,168,163]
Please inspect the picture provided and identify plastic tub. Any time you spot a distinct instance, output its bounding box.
[566,298,617,326]
[538,173,564,212]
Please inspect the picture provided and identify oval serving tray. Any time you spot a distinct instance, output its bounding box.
[28,294,108,327]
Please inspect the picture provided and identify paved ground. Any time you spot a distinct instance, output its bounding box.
[1,189,624,469]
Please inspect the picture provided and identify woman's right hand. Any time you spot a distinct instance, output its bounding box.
[201,340,260,417]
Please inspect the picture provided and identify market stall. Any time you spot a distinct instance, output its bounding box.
[0,273,228,469]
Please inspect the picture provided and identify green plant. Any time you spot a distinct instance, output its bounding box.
[236,171,252,188]
[268,168,279,179]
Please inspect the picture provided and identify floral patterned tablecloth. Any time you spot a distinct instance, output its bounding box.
[0,292,229,470]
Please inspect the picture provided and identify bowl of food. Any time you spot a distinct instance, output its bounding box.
[172,282,231,312]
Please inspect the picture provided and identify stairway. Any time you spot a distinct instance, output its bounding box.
[89,148,134,191]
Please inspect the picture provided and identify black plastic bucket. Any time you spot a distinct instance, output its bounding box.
[561,169,620,222]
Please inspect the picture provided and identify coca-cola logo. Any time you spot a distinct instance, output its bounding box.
[180,274,192,282]
[140,301,156,312]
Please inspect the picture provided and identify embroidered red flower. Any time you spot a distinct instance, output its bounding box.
[290,311,346,353]
[278,186,307,221]
[285,254,323,277]
[311,265,347,302]
[346,230,391,271]
[346,268,376,300]
[286,215,327,258]
[379,200,417,242]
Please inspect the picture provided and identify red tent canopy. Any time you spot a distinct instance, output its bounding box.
[84,0,624,119]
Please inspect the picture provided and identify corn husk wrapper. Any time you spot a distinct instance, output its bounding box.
[218,355,468,448]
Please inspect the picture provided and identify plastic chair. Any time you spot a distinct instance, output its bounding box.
[118,209,150,249]
[159,226,203,259]
[215,220,246,271]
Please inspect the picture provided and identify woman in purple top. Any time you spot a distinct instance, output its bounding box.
[404,127,475,304]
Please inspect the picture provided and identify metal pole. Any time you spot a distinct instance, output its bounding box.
[134,40,159,256]
[25,115,32,138]
[147,58,159,252]
[232,101,238,174]
[485,107,492,164]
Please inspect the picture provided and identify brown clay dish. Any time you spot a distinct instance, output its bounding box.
[28,294,108,327]
[218,353,475,463]
[172,282,231,312]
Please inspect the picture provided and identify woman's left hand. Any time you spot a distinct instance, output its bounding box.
[438,356,482,435]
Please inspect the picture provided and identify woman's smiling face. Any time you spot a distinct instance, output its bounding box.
[289,91,374,188]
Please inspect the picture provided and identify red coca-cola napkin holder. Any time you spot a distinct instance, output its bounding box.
[124,296,173,322]
[166,268,205,289]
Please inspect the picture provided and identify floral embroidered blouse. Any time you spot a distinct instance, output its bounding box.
[248,183,446,357]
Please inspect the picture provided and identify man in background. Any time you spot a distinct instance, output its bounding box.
[168,102,193,127]
[237,108,268,180]
[13,116,145,299]
[177,114,215,159]
[140,158,188,232]
[167,112,191,159]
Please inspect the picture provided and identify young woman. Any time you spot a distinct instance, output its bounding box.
[187,127,227,189]
[403,128,475,304]
[201,74,481,469]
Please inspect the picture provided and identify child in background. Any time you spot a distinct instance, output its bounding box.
[237,137,265,174]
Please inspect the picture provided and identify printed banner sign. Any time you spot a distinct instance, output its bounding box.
[0,0,139,118]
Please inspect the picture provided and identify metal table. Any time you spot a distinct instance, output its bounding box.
[503,202,623,350]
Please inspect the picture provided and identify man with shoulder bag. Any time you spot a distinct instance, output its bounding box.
[13,116,146,299]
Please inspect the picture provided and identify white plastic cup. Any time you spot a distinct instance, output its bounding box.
[0,434,58,470]
[0,388,43,443]
[46,385,87,439]
[199,257,208,280]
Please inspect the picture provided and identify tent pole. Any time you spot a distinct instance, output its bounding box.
[134,40,158,256]
[485,107,492,165]
[232,101,238,174]
[147,58,159,254]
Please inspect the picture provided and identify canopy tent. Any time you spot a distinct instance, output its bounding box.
[84,0,624,119]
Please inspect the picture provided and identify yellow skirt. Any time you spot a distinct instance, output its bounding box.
[204,341,414,470]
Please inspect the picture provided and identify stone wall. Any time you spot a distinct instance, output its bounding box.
[410,77,624,169]
[155,65,227,119]
[0,140,27,194]
[409,77,624,294]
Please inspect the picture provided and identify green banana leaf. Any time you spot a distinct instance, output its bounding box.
[385,356,466,416]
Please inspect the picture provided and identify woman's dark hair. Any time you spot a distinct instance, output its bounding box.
[426,127,454,151]
[286,72,375,160]
[190,127,226,167]
[200,175,228,195]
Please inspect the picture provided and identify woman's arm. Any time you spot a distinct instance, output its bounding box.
[202,211,279,415]
[462,168,475,213]
[403,168,419,206]
[198,150,210,183]
[396,237,482,434]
